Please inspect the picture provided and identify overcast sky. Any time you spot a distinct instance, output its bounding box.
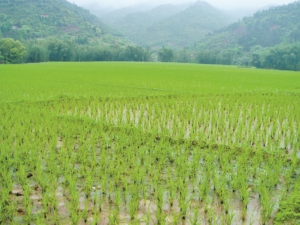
[68,0,296,10]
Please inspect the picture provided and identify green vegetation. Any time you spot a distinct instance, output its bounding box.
[0,38,151,63]
[0,62,299,224]
[102,1,230,48]
[193,1,300,71]
[101,3,189,37]
[0,0,128,45]
[0,38,26,63]
[100,3,187,25]
[198,1,300,51]
[1,0,299,71]
[0,0,152,63]
[275,179,300,224]
[158,47,174,62]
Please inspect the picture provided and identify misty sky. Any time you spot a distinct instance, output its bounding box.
[69,0,296,9]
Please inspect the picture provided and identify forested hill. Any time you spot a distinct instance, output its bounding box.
[196,1,300,51]
[100,3,191,48]
[192,1,300,71]
[145,1,230,47]
[101,1,230,48]
[0,0,128,45]
[101,3,190,35]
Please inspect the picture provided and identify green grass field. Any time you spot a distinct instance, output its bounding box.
[1,62,300,102]
[0,62,300,224]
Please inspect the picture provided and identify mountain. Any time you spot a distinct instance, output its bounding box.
[0,0,129,46]
[99,3,157,24]
[191,1,300,71]
[101,1,230,48]
[80,3,115,17]
[144,1,229,47]
[196,1,300,51]
[224,4,277,21]
[100,3,191,47]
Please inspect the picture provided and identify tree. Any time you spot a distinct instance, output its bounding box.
[0,52,4,64]
[19,25,31,39]
[122,46,151,62]
[260,43,300,71]
[251,53,261,68]
[158,46,174,62]
[217,50,233,65]
[47,39,75,61]
[296,61,300,71]
[26,42,48,63]
[0,38,26,63]
[196,50,218,64]
[178,49,190,63]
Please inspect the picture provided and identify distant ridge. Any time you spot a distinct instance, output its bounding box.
[196,1,300,51]
[100,1,230,48]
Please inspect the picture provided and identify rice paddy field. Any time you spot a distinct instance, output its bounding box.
[0,62,300,225]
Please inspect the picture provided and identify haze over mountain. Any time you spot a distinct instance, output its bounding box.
[223,4,277,20]
[99,1,230,48]
[72,0,296,11]
[86,3,156,21]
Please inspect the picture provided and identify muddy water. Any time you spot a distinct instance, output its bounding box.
[8,178,283,225]
[5,137,286,224]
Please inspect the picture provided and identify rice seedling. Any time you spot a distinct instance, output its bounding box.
[0,62,299,224]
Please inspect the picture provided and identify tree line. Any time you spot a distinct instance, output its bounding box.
[0,38,152,64]
[194,43,300,71]
[1,38,299,71]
